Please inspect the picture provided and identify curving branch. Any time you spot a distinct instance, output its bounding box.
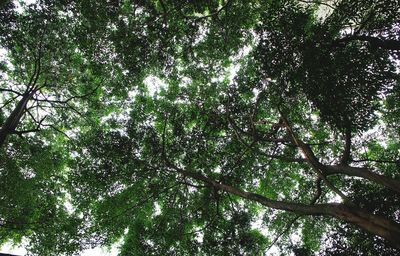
[32,84,101,105]
[278,109,352,204]
[0,94,21,109]
[276,110,400,194]
[266,177,322,253]
[165,160,400,246]
[325,165,400,194]
[0,88,23,96]
[333,35,400,50]
[12,115,47,137]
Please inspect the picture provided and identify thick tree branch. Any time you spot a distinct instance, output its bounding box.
[326,165,400,194]
[0,94,21,109]
[166,161,400,246]
[340,127,351,165]
[278,110,352,203]
[310,177,322,205]
[265,107,400,199]
[276,112,400,194]
[11,115,47,137]
[333,35,400,50]
[266,177,322,252]
[0,89,36,146]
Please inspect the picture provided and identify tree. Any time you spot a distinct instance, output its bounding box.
[0,2,106,254]
[1,0,400,255]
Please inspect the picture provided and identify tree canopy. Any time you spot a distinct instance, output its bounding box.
[0,0,399,255]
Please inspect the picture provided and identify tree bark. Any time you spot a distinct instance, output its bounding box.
[327,204,400,247]
[333,35,400,50]
[295,137,400,194]
[279,113,400,195]
[340,127,351,165]
[171,164,400,247]
[326,165,400,194]
[0,90,35,147]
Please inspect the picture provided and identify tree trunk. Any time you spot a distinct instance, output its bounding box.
[0,90,34,147]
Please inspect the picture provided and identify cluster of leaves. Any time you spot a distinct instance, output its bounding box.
[256,0,398,132]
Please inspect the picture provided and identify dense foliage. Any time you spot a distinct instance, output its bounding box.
[0,0,399,255]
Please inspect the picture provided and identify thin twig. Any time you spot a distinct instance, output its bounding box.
[184,0,232,21]
[0,88,23,96]
[297,0,335,10]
